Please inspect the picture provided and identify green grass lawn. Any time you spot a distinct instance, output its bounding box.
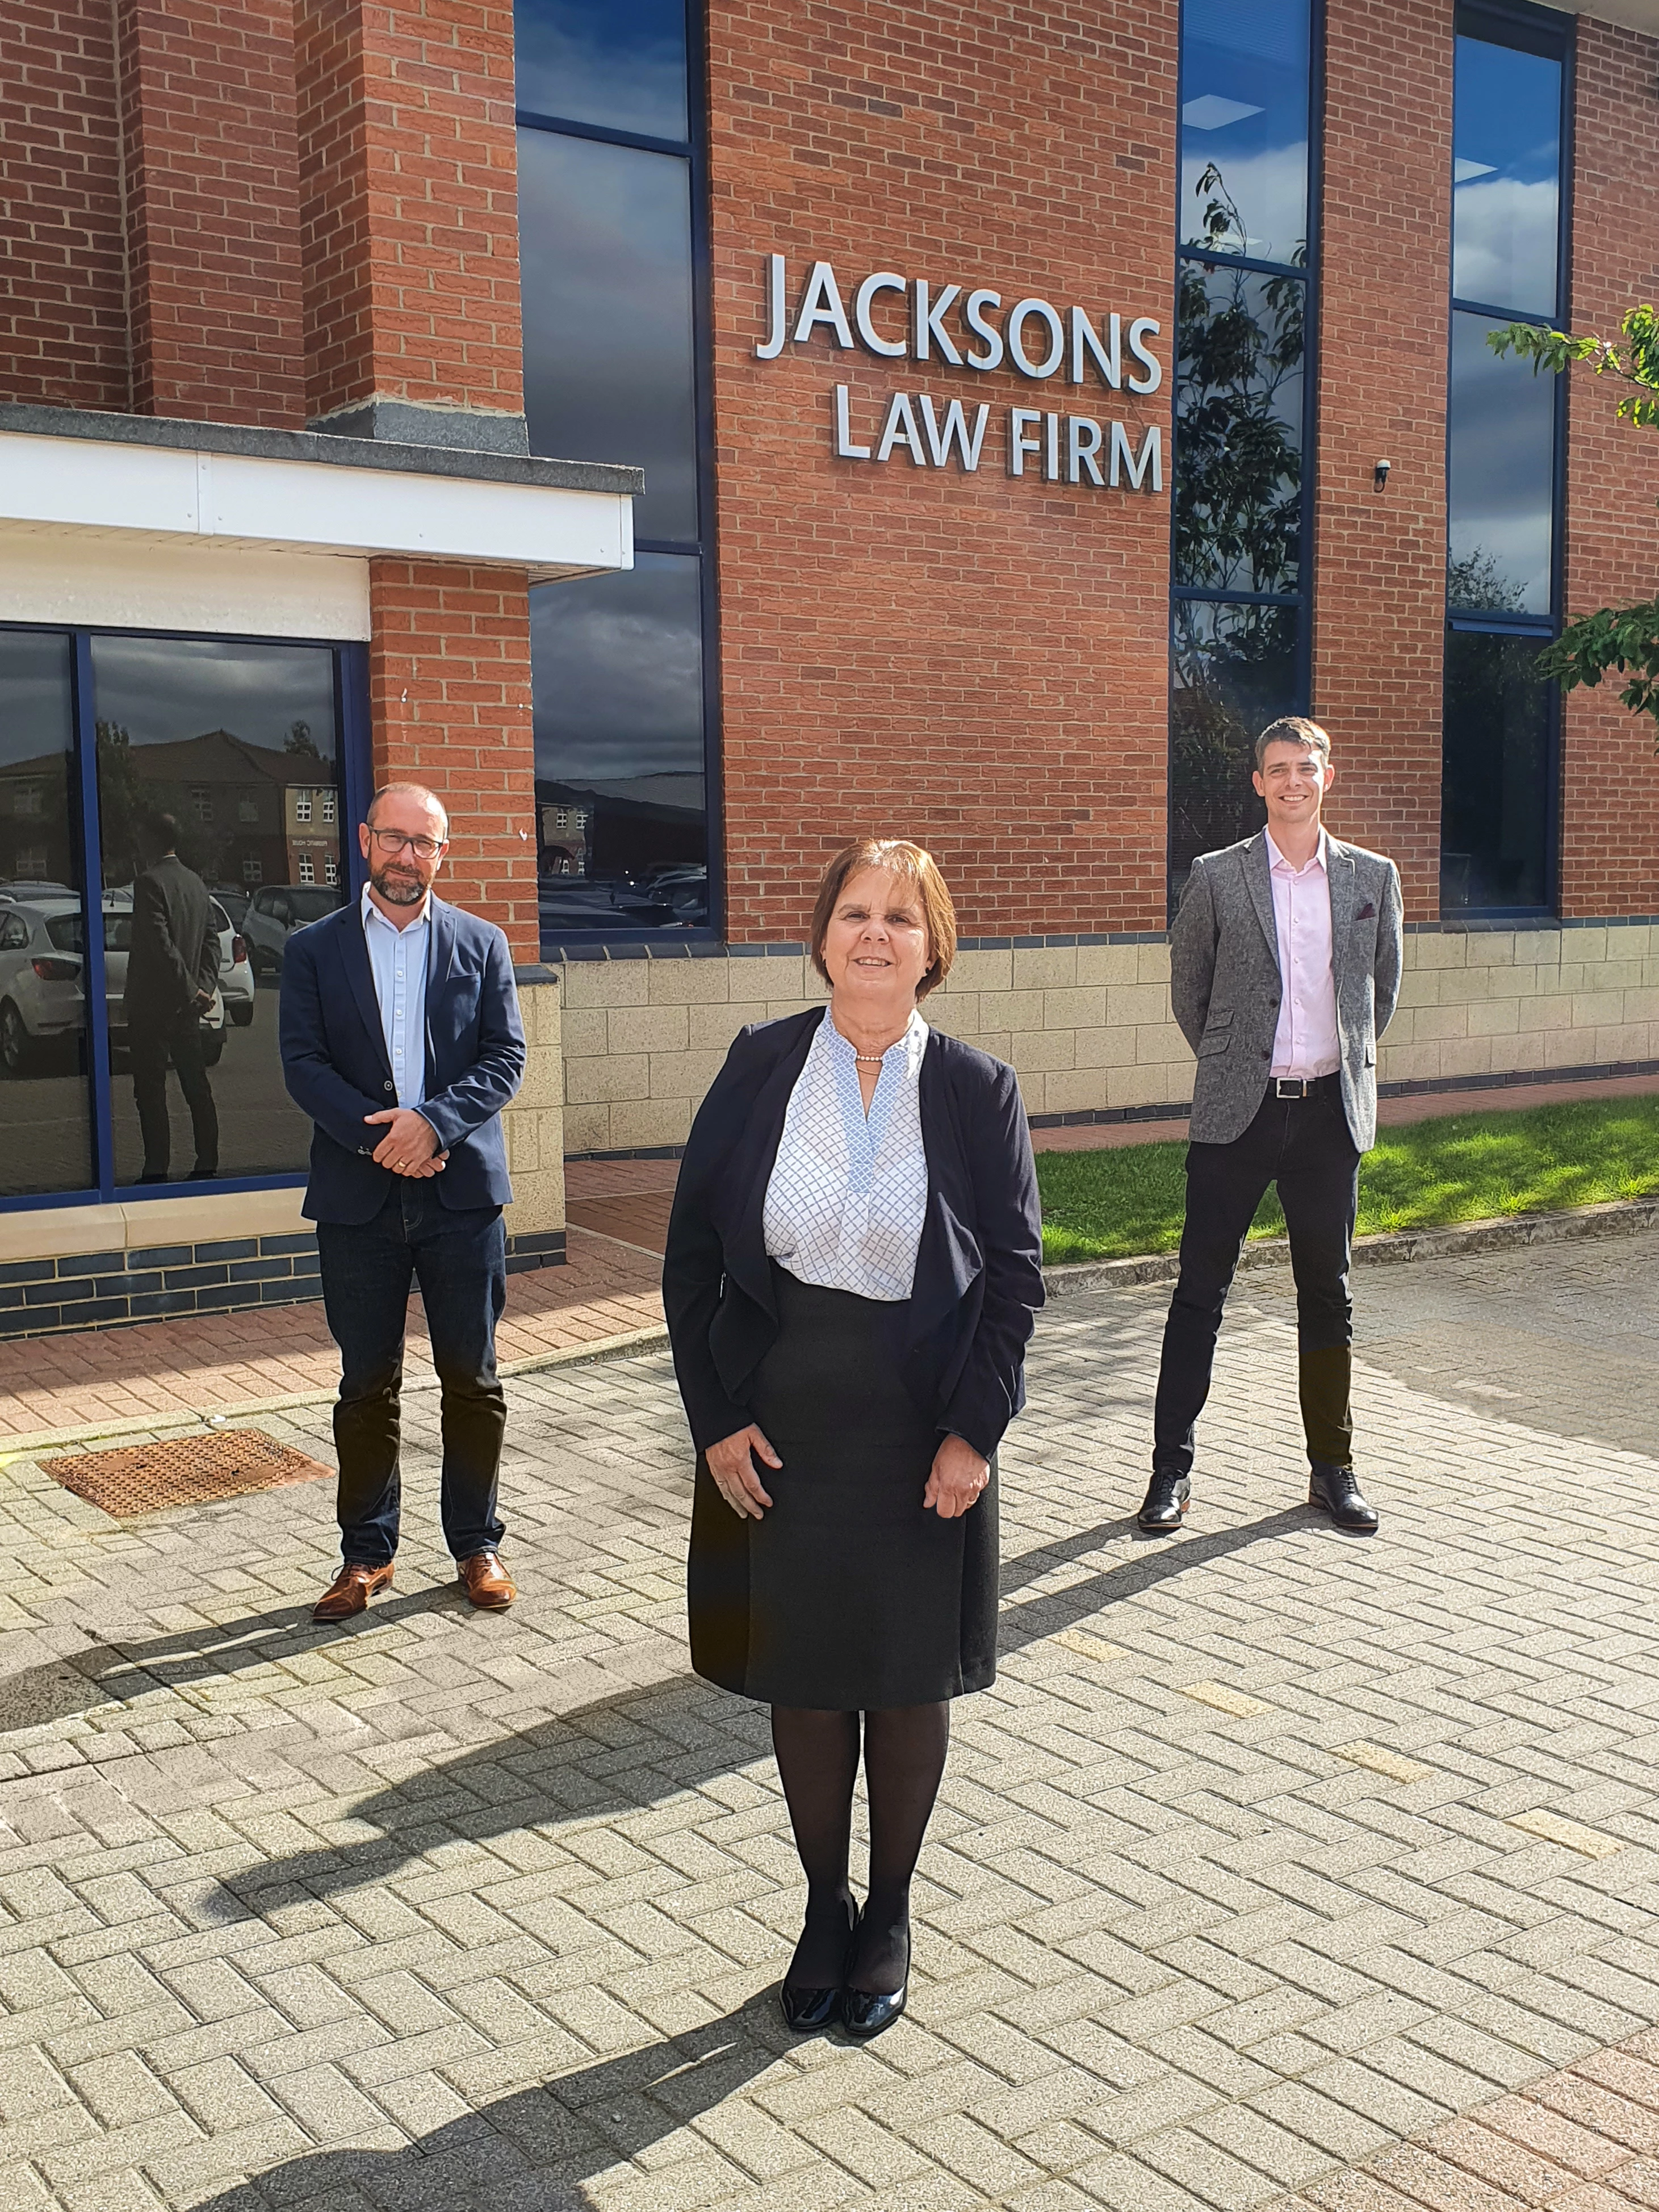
[1037,1094,1659,1266]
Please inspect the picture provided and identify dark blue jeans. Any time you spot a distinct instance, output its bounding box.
[317,1182,508,1568]
[1153,1081,1361,1478]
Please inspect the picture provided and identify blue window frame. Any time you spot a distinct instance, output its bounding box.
[1169,0,1321,908]
[1442,0,1572,917]
[516,0,719,951]
[0,620,368,1210]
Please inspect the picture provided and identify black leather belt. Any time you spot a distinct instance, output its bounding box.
[1272,1073,1339,1099]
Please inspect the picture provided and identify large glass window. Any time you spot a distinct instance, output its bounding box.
[1179,0,1312,266]
[1170,0,1316,902]
[1442,2,1569,916]
[0,632,94,1197]
[517,0,713,946]
[0,624,357,1207]
[1443,631,1553,911]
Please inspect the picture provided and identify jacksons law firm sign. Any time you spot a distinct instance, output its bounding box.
[756,254,1165,494]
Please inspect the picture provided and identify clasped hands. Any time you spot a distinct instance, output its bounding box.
[363,1106,448,1178]
[703,1425,990,1521]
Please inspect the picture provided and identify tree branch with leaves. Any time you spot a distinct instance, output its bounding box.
[1489,307,1659,740]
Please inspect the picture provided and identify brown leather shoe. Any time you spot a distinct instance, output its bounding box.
[458,1551,516,1609]
[312,1561,393,1623]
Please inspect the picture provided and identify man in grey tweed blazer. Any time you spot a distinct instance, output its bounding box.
[1141,718,1404,1535]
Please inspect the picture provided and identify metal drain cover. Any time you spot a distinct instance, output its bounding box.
[41,1430,332,1518]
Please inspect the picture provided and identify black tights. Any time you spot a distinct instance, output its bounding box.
[770,1702,950,1995]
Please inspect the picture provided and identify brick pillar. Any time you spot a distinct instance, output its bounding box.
[1559,15,1659,921]
[366,556,560,1247]
[0,2,128,410]
[114,0,307,428]
[366,558,539,961]
[1312,0,1451,920]
[294,0,525,449]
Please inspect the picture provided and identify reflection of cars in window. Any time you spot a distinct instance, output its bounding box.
[241,882,344,977]
[0,888,256,1076]
[101,891,227,1069]
[0,896,85,1077]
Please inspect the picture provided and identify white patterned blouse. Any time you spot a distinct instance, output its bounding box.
[762,1008,931,1302]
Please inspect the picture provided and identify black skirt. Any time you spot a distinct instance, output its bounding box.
[687,1267,999,1708]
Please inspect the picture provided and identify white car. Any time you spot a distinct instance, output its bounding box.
[0,895,90,1076]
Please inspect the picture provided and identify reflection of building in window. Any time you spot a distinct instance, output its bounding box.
[13,785,41,818]
[321,791,336,823]
[190,786,213,822]
[324,854,338,885]
[238,791,259,823]
[295,789,313,823]
[298,853,315,884]
[538,797,593,875]
[242,854,263,883]
[13,846,47,881]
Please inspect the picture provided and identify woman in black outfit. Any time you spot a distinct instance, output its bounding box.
[663,839,1044,2038]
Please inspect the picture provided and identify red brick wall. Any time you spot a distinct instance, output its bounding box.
[295,0,524,428]
[367,559,539,961]
[705,0,1176,942]
[1312,0,1451,921]
[114,0,307,429]
[1559,15,1659,921]
[0,1,128,410]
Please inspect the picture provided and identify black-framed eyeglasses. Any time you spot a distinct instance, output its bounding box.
[368,827,447,861]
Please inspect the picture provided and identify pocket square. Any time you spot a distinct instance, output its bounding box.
[1354,901,1376,920]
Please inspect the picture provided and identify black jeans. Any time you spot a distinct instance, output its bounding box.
[1153,1080,1361,1478]
[317,1182,508,1568]
[129,1008,218,1179]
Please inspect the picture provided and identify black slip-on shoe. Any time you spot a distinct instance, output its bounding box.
[780,1904,858,2035]
[841,1980,907,2040]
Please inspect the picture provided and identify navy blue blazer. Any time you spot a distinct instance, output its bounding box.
[279,895,526,1224]
[663,1007,1045,1462]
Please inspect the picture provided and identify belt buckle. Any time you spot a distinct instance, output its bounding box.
[1273,1076,1306,1099]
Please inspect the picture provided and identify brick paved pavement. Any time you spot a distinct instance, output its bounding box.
[0,1233,1653,2209]
[0,1228,662,1447]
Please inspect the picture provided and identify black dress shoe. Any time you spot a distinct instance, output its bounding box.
[842,1979,907,2040]
[1137,1470,1191,1532]
[779,1904,858,2034]
[1309,1461,1379,1532]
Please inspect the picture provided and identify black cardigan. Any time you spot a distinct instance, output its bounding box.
[662,1007,1045,1460]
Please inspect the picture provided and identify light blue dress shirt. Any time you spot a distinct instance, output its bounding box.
[763,1009,929,1301]
[361,883,429,1111]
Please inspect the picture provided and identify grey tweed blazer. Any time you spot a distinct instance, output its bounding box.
[1170,830,1404,1152]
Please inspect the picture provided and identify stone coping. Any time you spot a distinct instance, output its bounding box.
[0,402,644,496]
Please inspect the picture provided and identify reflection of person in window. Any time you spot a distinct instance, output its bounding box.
[125,812,220,1184]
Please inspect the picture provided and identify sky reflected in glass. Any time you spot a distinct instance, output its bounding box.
[520,130,698,541]
[1179,0,1310,266]
[532,554,703,794]
[514,0,688,140]
[1452,32,1561,316]
[1447,312,1556,617]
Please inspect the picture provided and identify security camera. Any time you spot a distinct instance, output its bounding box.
[1373,458,1391,489]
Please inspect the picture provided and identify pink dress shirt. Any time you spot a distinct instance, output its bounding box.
[1266,829,1340,1078]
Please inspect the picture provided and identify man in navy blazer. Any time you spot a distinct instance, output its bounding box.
[280,783,526,1622]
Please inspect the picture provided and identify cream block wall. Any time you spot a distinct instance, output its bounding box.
[502,975,565,1237]
[1378,921,1659,1085]
[557,920,1659,1154]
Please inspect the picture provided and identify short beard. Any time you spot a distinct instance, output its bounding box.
[371,865,426,907]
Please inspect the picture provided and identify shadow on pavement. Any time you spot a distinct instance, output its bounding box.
[183,1989,792,2211]
[207,1508,1302,1922]
[0,1582,476,1733]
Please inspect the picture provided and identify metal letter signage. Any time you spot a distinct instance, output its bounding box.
[756,251,1165,497]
